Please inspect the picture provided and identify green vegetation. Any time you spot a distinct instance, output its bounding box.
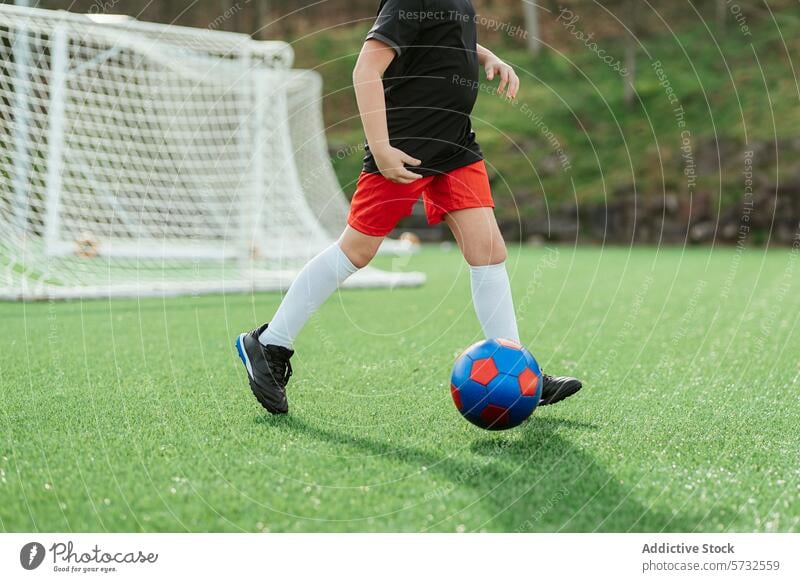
[291,12,800,224]
[2,246,798,532]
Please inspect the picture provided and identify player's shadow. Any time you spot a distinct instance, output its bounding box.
[259,414,707,532]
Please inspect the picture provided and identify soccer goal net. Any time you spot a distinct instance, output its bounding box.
[0,5,424,300]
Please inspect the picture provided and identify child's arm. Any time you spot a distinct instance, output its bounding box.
[353,39,423,184]
[476,44,520,100]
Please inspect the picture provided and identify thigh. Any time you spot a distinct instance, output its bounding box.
[347,171,429,237]
[444,207,507,266]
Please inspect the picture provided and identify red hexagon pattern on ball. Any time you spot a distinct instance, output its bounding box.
[480,404,510,428]
[470,358,499,385]
[518,367,539,397]
[450,384,463,411]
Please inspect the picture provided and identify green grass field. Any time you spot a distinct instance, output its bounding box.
[1,246,798,532]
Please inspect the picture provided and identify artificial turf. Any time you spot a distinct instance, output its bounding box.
[1,245,798,532]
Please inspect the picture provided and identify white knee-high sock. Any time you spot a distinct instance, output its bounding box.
[259,243,358,349]
[470,262,520,343]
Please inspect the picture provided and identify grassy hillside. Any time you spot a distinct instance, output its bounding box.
[290,11,800,232]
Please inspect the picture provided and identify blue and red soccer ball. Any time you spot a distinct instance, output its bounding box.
[450,338,542,430]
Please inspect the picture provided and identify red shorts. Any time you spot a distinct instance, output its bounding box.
[347,160,494,237]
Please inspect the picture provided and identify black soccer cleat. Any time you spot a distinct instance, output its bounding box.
[235,323,294,414]
[539,373,582,406]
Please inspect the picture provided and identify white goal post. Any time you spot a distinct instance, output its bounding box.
[0,5,424,300]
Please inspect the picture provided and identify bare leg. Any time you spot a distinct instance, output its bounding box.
[338,225,384,268]
[444,207,507,266]
[445,208,518,342]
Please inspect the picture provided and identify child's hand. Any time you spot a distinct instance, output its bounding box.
[373,146,423,184]
[484,57,520,100]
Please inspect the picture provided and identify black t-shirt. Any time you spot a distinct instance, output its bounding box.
[362,0,483,176]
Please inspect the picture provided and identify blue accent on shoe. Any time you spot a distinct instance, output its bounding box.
[235,333,253,377]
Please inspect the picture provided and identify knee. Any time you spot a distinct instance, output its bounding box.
[463,238,507,267]
[340,239,378,269]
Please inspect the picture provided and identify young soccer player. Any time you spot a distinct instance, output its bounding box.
[235,0,582,414]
